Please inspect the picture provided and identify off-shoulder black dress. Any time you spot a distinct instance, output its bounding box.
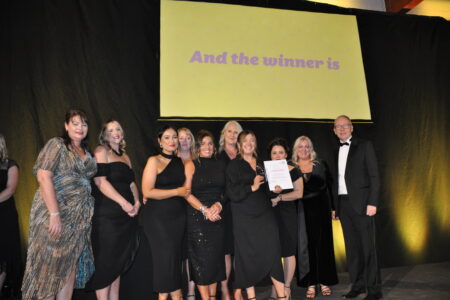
[88,162,139,290]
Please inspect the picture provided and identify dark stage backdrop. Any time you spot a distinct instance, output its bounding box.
[1,0,449,277]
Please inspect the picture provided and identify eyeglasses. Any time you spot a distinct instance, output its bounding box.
[334,124,352,129]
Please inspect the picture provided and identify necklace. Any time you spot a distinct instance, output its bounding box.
[160,152,176,159]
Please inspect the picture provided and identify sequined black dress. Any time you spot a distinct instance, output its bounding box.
[87,162,139,290]
[142,157,186,293]
[187,157,226,285]
[226,158,284,289]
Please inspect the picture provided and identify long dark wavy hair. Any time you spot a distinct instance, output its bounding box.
[60,108,89,151]
[195,129,216,161]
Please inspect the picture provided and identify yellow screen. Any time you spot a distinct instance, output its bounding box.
[160,0,371,120]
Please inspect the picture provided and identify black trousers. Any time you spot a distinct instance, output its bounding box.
[338,195,382,296]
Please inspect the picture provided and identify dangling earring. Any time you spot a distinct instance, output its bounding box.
[160,144,163,148]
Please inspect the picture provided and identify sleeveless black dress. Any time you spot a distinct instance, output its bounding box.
[0,160,22,295]
[226,158,284,289]
[88,162,139,290]
[273,167,302,257]
[142,157,186,293]
[187,157,226,285]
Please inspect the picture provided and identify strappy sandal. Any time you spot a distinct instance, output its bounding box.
[320,284,331,296]
[306,285,316,299]
[248,297,256,300]
[284,286,291,300]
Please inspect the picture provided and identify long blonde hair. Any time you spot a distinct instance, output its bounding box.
[292,135,317,164]
[218,120,243,153]
[0,134,8,163]
[177,127,196,159]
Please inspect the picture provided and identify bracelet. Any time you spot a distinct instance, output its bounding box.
[49,211,60,216]
[199,205,207,214]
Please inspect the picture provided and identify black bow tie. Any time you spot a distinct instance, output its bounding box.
[340,142,349,147]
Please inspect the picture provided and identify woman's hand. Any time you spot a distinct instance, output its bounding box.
[271,195,282,207]
[121,201,135,216]
[273,185,282,194]
[133,200,141,214]
[205,208,222,222]
[251,175,265,192]
[206,202,222,222]
[48,215,62,238]
[177,187,191,198]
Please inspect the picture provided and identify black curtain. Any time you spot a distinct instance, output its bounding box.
[1,0,449,279]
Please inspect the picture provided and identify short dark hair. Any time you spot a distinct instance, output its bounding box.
[61,108,89,150]
[267,137,290,158]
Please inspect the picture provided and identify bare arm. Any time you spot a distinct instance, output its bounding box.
[184,161,220,221]
[0,165,19,202]
[271,176,304,206]
[142,156,188,200]
[93,146,135,215]
[37,169,61,237]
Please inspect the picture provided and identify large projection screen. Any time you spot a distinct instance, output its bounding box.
[160,0,371,120]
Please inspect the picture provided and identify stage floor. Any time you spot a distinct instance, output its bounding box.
[255,261,450,300]
[2,261,449,299]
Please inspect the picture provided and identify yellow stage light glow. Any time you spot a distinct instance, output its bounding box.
[332,220,347,270]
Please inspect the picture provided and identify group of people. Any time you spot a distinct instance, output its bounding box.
[0,109,382,300]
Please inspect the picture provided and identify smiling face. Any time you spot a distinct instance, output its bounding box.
[159,128,178,154]
[238,133,257,156]
[297,140,312,161]
[199,136,214,158]
[224,123,240,146]
[178,129,193,152]
[334,116,353,142]
[270,145,287,160]
[105,121,123,147]
[64,115,88,143]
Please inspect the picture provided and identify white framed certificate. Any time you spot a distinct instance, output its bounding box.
[263,159,293,191]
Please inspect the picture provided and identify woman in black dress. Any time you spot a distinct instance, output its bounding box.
[217,120,242,300]
[177,127,197,300]
[226,130,286,300]
[292,136,338,298]
[88,120,140,300]
[266,138,303,300]
[141,126,190,300]
[184,130,226,300]
[0,134,21,298]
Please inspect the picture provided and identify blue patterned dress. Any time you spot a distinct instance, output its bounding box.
[22,137,97,299]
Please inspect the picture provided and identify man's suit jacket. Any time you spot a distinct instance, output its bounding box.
[331,136,380,216]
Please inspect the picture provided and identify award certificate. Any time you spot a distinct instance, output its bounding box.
[263,159,293,191]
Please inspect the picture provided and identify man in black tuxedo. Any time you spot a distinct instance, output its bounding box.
[331,115,382,300]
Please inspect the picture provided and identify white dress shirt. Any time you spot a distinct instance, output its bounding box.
[338,137,352,195]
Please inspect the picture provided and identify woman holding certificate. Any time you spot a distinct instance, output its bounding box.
[267,138,304,300]
[226,130,285,300]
